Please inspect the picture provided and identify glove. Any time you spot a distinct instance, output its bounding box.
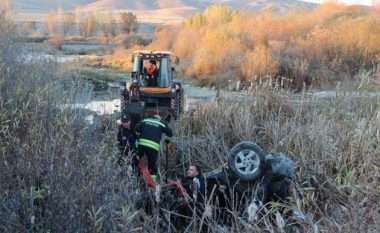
[165,142,172,149]
[164,138,171,144]
[164,138,172,149]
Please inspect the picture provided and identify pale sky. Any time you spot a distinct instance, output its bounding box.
[301,0,374,6]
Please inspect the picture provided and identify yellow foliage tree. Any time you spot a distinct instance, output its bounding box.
[241,45,278,82]
[297,26,333,60]
[142,3,380,87]
[203,4,235,28]
[44,11,56,36]
[331,18,380,67]
[172,28,201,59]
[188,26,242,76]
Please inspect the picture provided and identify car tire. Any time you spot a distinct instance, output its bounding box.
[228,141,265,181]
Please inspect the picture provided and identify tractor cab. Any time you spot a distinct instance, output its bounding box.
[120,50,184,127]
[131,50,173,88]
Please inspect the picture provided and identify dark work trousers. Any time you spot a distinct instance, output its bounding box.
[117,127,136,166]
[137,145,159,176]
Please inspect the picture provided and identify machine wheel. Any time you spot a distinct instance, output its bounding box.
[174,91,182,120]
[228,141,265,181]
[180,88,185,114]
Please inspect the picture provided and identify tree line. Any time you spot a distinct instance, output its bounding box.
[149,3,380,89]
[20,7,139,38]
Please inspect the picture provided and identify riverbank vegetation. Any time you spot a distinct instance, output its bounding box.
[15,2,380,90]
[147,3,380,89]
[172,80,379,232]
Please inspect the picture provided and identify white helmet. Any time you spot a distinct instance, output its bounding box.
[153,115,162,121]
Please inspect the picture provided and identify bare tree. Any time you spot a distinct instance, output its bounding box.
[0,0,12,10]
[82,14,98,37]
[57,6,64,35]
[74,6,82,36]
[100,8,117,38]
[62,13,75,36]
[101,20,117,39]
[44,10,56,36]
[21,21,34,36]
[119,12,139,34]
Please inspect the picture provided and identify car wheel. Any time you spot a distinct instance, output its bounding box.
[228,141,265,181]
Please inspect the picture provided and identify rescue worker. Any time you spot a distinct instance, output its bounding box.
[117,114,136,165]
[143,60,159,87]
[134,115,173,182]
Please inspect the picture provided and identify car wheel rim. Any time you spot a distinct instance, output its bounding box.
[234,149,260,175]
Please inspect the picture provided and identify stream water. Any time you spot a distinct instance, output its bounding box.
[35,53,379,126]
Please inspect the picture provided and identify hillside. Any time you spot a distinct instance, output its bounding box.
[12,0,94,12]
[12,0,317,12]
[11,0,317,23]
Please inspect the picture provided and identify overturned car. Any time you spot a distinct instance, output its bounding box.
[134,141,297,230]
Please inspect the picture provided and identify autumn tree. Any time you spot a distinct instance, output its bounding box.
[119,12,139,34]
[203,4,235,27]
[62,13,75,36]
[143,3,380,87]
[21,21,36,36]
[82,14,98,37]
[57,6,64,34]
[44,11,56,36]
[100,21,116,39]
[100,8,117,38]
[74,6,82,35]
[0,0,12,10]
[241,45,278,81]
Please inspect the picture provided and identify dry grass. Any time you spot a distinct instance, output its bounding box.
[91,33,152,70]
[93,46,134,71]
[168,83,379,232]
[0,9,141,232]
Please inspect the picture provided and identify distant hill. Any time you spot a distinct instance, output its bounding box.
[11,0,318,23]
[12,0,94,13]
[12,0,317,13]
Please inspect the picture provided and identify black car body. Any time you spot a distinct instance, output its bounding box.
[135,141,295,229]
